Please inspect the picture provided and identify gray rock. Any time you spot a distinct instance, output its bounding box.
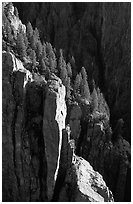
[43,76,67,200]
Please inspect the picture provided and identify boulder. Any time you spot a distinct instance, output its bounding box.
[43,75,67,200]
[59,156,114,202]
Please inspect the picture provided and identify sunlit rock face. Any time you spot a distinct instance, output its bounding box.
[43,74,67,200]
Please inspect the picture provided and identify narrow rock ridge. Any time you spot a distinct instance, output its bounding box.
[43,74,67,200]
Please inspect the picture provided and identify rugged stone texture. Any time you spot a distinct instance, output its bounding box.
[69,103,82,147]
[59,156,114,202]
[3,3,26,39]
[2,52,30,201]
[43,74,67,200]
[2,52,20,201]
[2,52,47,201]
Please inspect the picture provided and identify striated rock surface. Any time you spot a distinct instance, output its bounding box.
[2,52,47,201]
[59,154,114,202]
[2,52,32,201]
[43,74,67,200]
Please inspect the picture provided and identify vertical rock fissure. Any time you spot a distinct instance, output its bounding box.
[38,122,48,201]
[51,141,66,201]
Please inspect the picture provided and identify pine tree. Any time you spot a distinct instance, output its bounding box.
[14,7,19,17]
[30,49,36,70]
[67,62,72,78]
[97,88,110,118]
[91,86,98,112]
[46,42,57,72]
[74,73,82,94]
[70,56,76,68]
[34,27,40,41]
[46,42,53,57]
[80,67,91,101]
[58,49,64,72]
[42,43,47,59]
[26,22,33,42]
[23,33,28,48]
[30,34,37,51]
[36,40,42,60]
[66,77,71,100]
[60,60,68,87]
[46,43,57,73]
[81,67,88,81]
[16,33,27,59]
[39,58,46,74]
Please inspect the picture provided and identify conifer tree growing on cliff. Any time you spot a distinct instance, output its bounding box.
[80,67,91,102]
[91,79,98,112]
[66,77,71,100]
[26,22,33,42]
[30,49,36,71]
[16,33,27,59]
[46,42,57,73]
[39,58,46,74]
[14,7,19,17]
[74,73,82,94]
[67,62,72,78]
[58,49,64,71]
[36,40,42,60]
[60,60,68,87]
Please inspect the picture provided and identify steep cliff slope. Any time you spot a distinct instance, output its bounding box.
[14,2,131,142]
[2,2,131,202]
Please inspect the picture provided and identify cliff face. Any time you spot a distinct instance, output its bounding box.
[2,2,131,202]
[2,52,114,202]
[14,2,131,142]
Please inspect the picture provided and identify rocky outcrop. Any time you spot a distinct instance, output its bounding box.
[43,74,67,200]
[2,52,32,201]
[59,154,114,202]
[3,3,26,39]
[2,52,47,201]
